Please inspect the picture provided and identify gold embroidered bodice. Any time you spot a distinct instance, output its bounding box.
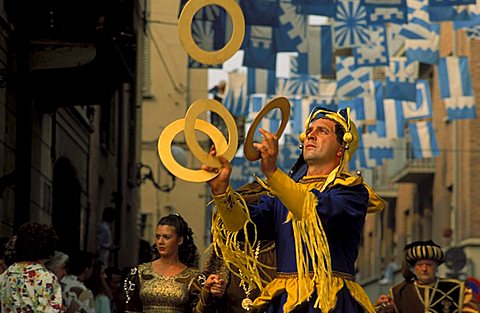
[136,263,200,313]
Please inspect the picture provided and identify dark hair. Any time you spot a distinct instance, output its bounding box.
[15,223,58,262]
[153,214,199,268]
[66,250,95,276]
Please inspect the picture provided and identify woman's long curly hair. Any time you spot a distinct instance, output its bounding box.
[152,214,200,268]
[15,223,58,262]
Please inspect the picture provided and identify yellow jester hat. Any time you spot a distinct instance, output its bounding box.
[298,106,384,213]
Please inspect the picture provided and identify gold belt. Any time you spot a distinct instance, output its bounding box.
[275,271,355,281]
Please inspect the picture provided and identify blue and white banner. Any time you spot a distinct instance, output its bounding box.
[274,0,308,53]
[243,26,277,70]
[429,0,476,5]
[224,71,248,117]
[241,0,280,26]
[372,80,387,137]
[408,121,439,159]
[354,25,389,67]
[400,0,437,40]
[294,0,337,16]
[334,0,370,49]
[385,57,419,101]
[286,74,320,97]
[387,24,407,57]
[307,24,335,77]
[454,5,480,35]
[339,98,366,122]
[438,57,477,120]
[336,56,372,98]
[363,0,408,25]
[349,125,369,169]
[363,130,394,166]
[290,53,309,75]
[405,25,440,65]
[187,14,226,68]
[402,79,433,120]
[247,68,276,95]
[230,157,260,189]
[278,134,301,172]
[429,5,470,21]
[248,94,267,122]
[384,99,405,138]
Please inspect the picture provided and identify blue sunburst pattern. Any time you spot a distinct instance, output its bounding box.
[334,0,370,48]
[287,74,320,97]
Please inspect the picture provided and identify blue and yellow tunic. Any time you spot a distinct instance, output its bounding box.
[212,168,384,313]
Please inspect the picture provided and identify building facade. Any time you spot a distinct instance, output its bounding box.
[139,0,212,263]
[0,0,145,269]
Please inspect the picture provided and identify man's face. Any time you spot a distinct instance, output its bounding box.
[303,118,343,166]
[414,259,438,285]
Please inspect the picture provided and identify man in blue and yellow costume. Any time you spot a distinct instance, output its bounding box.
[203,106,385,312]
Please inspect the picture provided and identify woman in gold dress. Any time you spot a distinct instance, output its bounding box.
[124,214,225,313]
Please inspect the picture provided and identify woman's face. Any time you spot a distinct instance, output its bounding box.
[155,225,183,259]
[53,263,67,281]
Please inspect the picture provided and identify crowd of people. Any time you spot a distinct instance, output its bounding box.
[1,105,479,313]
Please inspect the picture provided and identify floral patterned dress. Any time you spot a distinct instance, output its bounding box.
[0,262,65,312]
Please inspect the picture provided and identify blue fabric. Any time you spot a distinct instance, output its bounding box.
[247,182,369,312]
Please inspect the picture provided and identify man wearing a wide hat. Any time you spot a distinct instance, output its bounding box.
[375,240,478,313]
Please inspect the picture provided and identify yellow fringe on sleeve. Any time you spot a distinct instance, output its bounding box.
[210,187,275,292]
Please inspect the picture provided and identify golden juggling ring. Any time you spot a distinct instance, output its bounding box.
[244,97,291,161]
[184,99,238,168]
[158,119,228,183]
[178,0,245,65]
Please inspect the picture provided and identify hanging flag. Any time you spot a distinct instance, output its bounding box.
[248,94,267,122]
[454,5,480,32]
[186,6,226,68]
[437,57,476,120]
[402,79,433,120]
[230,157,260,189]
[243,25,277,70]
[387,23,407,57]
[307,24,335,78]
[465,25,480,39]
[349,125,369,169]
[224,71,248,117]
[339,98,366,122]
[290,53,309,75]
[276,77,291,96]
[278,134,301,172]
[363,0,408,25]
[286,74,320,97]
[336,56,372,98]
[384,99,405,138]
[371,80,387,137]
[405,25,440,65]
[274,0,308,53]
[241,0,280,27]
[408,121,439,159]
[429,0,475,5]
[429,5,470,21]
[400,0,437,40]
[294,0,337,16]
[363,130,394,166]
[247,68,276,95]
[333,0,370,49]
[353,25,389,67]
[385,57,419,101]
[319,79,337,97]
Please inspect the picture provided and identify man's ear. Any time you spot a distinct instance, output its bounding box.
[337,146,344,157]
